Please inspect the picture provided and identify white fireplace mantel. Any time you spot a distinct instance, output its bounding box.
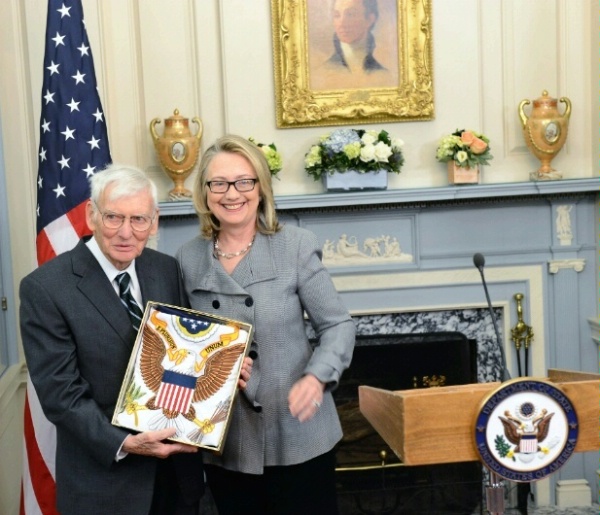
[158,177,599,216]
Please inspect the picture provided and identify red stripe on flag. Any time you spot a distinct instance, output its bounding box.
[22,395,58,515]
[173,386,190,413]
[35,230,56,267]
[156,383,193,413]
[66,200,93,239]
[156,382,173,409]
[35,202,91,266]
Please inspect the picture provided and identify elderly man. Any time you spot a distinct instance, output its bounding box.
[20,164,249,515]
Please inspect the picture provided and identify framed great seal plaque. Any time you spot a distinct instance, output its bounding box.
[113,302,253,454]
[474,378,578,482]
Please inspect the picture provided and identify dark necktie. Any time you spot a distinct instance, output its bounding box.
[116,272,143,331]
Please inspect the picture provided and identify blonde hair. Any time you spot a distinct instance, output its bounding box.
[193,134,280,239]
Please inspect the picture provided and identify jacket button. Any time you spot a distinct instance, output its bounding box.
[245,297,254,307]
[212,300,220,309]
[253,405,262,413]
[248,350,258,360]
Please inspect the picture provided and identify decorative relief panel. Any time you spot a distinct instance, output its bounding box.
[299,211,416,270]
[323,233,413,266]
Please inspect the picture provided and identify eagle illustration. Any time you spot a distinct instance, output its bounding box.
[135,321,245,442]
[499,406,554,455]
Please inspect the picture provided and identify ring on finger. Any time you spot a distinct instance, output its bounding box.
[313,399,321,409]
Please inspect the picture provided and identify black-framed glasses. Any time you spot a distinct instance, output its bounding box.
[94,203,156,232]
[206,179,258,193]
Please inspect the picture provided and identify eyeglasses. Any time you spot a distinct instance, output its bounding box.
[94,204,156,232]
[206,179,258,193]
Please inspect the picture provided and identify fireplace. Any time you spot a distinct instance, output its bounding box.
[311,325,488,514]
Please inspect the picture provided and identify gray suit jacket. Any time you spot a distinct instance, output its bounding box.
[176,224,355,474]
[20,239,204,515]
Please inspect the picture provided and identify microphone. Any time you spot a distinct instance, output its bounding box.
[473,253,511,382]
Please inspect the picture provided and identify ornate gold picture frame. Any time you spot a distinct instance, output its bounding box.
[271,0,434,128]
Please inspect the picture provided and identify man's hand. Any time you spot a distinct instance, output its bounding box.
[122,428,198,459]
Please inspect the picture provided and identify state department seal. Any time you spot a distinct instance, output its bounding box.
[474,378,578,482]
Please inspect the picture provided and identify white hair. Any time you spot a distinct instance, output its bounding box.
[89,163,158,210]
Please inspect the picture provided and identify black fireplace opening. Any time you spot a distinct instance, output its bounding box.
[320,331,483,515]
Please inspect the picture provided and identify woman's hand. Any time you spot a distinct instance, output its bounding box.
[237,356,253,390]
[288,373,325,423]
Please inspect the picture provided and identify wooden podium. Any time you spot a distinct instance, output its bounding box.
[359,369,599,511]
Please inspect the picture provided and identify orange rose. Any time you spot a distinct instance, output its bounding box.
[461,131,475,145]
[470,137,488,155]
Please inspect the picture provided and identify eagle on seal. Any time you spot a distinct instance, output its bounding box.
[499,407,554,454]
[138,322,245,440]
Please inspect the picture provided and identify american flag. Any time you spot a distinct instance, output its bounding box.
[22,1,111,513]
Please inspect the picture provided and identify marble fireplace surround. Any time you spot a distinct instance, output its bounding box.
[157,177,599,506]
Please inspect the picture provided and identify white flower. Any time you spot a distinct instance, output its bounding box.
[359,144,376,163]
[373,141,393,162]
[361,133,377,145]
[456,150,468,164]
[391,138,404,150]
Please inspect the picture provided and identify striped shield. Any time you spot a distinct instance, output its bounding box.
[155,370,197,413]
[519,434,538,454]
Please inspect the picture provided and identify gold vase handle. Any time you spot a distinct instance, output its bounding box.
[518,99,530,129]
[559,97,571,120]
[192,117,203,141]
[149,118,162,143]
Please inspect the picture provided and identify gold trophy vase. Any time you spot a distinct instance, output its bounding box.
[150,109,203,200]
[518,90,571,181]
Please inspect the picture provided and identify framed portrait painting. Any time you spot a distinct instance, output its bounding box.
[271,0,434,128]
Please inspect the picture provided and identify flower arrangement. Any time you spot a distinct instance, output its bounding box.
[304,128,404,181]
[435,129,493,168]
[249,137,282,178]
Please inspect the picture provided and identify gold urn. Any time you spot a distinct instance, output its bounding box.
[518,90,571,181]
[150,109,203,200]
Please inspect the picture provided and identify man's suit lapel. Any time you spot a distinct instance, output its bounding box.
[136,250,159,310]
[71,240,136,344]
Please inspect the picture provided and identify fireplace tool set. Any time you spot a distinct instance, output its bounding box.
[511,293,534,378]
